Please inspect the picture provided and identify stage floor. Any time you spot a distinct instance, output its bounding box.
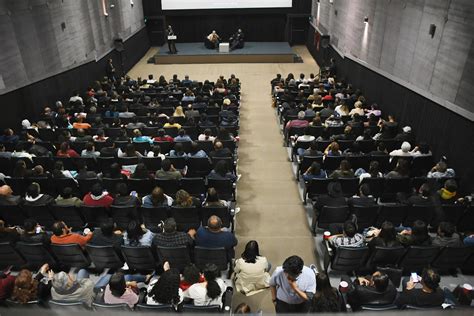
[154,42,295,64]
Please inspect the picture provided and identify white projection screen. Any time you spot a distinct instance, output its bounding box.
[162,0,292,10]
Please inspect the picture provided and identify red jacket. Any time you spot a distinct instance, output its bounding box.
[83,192,114,208]
[0,275,15,300]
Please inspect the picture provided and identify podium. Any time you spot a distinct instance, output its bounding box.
[219,42,229,53]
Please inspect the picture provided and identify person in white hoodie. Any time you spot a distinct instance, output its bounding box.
[22,182,55,207]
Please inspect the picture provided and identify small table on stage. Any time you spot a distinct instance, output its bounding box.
[219,42,229,53]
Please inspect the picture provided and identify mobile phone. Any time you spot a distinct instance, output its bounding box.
[410,272,419,283]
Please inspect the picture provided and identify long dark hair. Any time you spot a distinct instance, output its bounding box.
[126,220,145,245]
[148,269,181,304]
[109,272,126,297]
[378,221,397,244]
[241,240,260,264]
[203,264,221,299]
[312,272,340,312]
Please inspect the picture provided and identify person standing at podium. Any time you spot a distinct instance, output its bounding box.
[207,30,221,49]
[166,25,177,54]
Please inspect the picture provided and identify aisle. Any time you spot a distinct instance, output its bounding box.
[127,46,319,313]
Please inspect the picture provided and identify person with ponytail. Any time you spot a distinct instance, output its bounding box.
[183,263,226,307]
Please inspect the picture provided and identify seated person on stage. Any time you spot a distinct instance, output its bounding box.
[206,30,221,49]
[229,29,244,50]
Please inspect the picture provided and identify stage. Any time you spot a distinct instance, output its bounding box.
[154,42,295,64]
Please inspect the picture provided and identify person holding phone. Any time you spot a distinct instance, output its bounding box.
[344,271,397,310]
[395,268,445,307]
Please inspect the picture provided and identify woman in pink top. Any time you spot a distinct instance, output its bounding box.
[104,272,139,308]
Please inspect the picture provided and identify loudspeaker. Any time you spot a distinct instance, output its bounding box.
[321,35,330,48]
[114,38,124,52]
[429,24,436,38]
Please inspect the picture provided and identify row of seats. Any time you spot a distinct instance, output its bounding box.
[0,204,234,232]
[304,177,456,201]
[323,244,474,275]
[0,242,230,273]
[313,204,474,234]
[2,176,235,200]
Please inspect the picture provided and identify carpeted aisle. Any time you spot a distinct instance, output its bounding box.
[127,46,319,313]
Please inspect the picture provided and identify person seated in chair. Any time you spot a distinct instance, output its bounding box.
[88,218,123,251]
[0,185,21,206]
[20,218,50,246]
[195,215,238,259]
[155,159,183,180]
[431,221,462,247]
[50,221,93,247]
[152,217,195,249]
[328,220,364,248]
[395,268,445,308]
[365,221,401,249]
[348,184,377,208]
[206,30,221,49]
[229,29,244,51]
[345,271,397,310]
[22,182,55,207]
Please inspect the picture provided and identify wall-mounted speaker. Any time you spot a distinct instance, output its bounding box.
[429,24,436,38]
[321,35,330,48]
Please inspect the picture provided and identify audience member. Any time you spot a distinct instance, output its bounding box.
[395,268,444,307]
[183,263,226,307]
[123,220,154,247]
[269,255,316,313]
[50,221,92,247]
[346,271,397,309]
[431,221,462,247]
[83,183,114,208]
[152,217,194,248]
[311,272,343,312]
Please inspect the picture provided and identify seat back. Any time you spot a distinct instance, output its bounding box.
[167,156,186,169]
[411,156,434,177]
[457,206,474,233]
[399,246,440,272]
[323,156,345,172]
[182,304,221,313]
[141,157,162,172]
[16,242,56,269]
[201,206,232,230]
[339,178,360,197]
[404,205,434,227]
[186,157,212,177]
[86,245,123,271]
[382,177,410,201]
[207,179,234,201]
[367,246,406,268]
[194,246,228,271]
[77,178,100,196]
[135,303,175,312]
[80,206,109,228]
[431,246,474,271]
[50,243,90,269]
[0,242,26,268]
[351,205,379,230]
[121,246,156,271]
[154,179,180,197]
[0,204,27,226]
[318,206,349,229]
[170,207,201,232]
[441,204,466,226]
[50,205,85,229]
[369,155,390,173]
[180,177,206,198]
[22,205,56,230]
[101,177,126,195]
[305,178,333,202]
[330,246,369,273]
[92,302,131,311]
[52,177,80,196]
[156,246,191,272]
[127,178,154,196]
[48,300,90,311]
[109,205,137,230]
[298,156,324,178]
[376,204,407,227]
[140,206,169,231]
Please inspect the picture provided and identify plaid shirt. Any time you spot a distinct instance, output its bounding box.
[152,231,193,248]
[330,233,364,248]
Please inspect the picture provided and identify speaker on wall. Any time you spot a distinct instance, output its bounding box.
[114,38,125,52]
[321,35,330,48]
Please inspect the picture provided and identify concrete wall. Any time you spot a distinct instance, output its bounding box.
[0,0,145,94]
[312,0,474,115]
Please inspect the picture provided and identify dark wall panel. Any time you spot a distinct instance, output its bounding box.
[307,25,474,192]
[0,27,150,129]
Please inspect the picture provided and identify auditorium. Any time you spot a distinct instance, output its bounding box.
[0,0,473,314]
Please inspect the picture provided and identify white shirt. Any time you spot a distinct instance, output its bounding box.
[183,279,226,307]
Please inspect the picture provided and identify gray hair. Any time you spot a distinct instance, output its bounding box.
[297,111,305,119]
[52,271,71,291]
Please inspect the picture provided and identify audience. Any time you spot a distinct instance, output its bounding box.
[311,272,343,312]
[183,263,226,307]
[395,268,445,307]
[346,271,397,309]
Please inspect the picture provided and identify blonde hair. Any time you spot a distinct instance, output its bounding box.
[173,106,185,117]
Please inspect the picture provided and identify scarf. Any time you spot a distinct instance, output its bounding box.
[439,188,456,200]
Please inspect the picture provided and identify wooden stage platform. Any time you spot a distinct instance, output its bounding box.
[154,42,295,64]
